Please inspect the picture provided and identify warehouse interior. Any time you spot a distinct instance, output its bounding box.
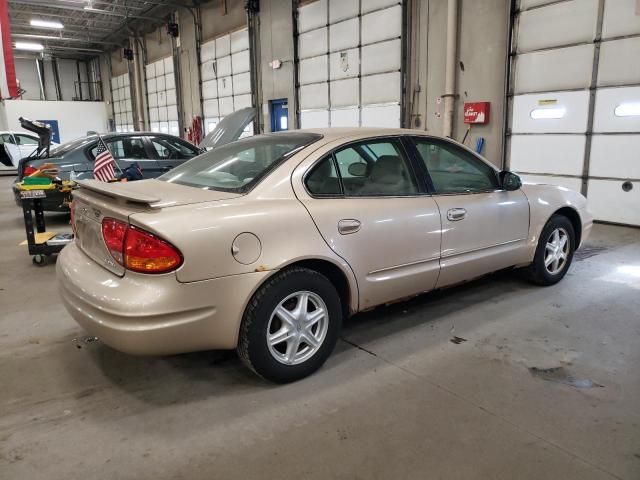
[1,0,639,479]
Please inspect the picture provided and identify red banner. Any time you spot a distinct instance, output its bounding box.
[0,0,18,99]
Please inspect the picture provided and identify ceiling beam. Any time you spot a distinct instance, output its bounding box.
[9,10,124,26]
[11,23,116,34]
[13,44,104,53]
[8,0,166,21]
[12,32,121,45]
[81,0,195,8]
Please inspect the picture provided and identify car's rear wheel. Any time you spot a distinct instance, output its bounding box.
[237,267,342,383]
[523,214,575,286]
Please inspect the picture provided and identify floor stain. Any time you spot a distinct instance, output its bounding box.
[72,336,100,349]
[450,336,468,345]
[575,245,608,261]
[341,338,378,357]
[529,366,603,389]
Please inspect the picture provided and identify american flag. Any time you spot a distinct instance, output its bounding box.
[93,137,116,182]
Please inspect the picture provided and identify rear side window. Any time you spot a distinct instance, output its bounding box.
[305,139,418,197]
[89,137,147,161]
[0,134,15,144]
[15,134,38,146]
[149,136,198,160]
[306,157,342,196]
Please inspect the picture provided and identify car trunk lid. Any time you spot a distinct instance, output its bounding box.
[198,107,256,150]
[72,179,242,275]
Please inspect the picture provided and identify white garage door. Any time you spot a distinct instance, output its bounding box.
[111,73,134,132]
[200,28,253,135]
[146,56,179,136]
[296,0,403,129]
[508,0,640,226]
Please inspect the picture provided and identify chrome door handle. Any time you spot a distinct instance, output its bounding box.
[338,219,361,235]
[447,208,467,221]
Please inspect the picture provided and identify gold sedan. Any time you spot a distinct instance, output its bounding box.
[57,128,592,382]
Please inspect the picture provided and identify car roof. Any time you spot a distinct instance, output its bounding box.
[0,131,39,136]
[93,132,180,138]
[293,127,449,141]
[72,132,188,143]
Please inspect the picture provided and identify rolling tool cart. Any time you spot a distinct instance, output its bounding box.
[18,180,74,266]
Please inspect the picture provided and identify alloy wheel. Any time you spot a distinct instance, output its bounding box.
[266,291,329,365]
[544,227,569,275]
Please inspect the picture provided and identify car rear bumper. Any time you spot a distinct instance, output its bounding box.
[57,242,270,355]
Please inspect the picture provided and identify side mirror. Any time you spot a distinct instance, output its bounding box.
[348,162,367,177]
[500,170,522,191]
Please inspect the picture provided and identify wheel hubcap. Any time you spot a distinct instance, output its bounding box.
[266,291,328,366]
[544,227,569,275]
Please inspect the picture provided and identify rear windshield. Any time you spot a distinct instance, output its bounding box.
[49,136,97,157]
[159,132,322,193]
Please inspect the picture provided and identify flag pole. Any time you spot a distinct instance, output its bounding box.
[95,132,124,177]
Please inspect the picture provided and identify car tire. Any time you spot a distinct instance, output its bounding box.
[523,214,575,286]
[237,267,342,383]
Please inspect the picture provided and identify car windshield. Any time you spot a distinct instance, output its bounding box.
[159,132,322,193]
[49,136,97,157]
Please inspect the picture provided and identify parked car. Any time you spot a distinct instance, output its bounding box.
[0,131,58,169]
[57,128,592,383]
[12,132,201,211]
[13,108,256,211]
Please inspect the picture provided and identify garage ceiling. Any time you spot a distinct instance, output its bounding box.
[8,0,192,58]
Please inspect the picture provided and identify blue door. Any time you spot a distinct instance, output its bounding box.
[270,99,289,132]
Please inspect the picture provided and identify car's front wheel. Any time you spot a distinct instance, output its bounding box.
[523,214,576,285]
[237,267,342,383]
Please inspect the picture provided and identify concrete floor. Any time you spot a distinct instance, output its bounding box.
[1,175,639,480]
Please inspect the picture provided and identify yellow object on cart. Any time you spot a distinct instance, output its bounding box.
[16,180,76,192]
[20,232,55,246]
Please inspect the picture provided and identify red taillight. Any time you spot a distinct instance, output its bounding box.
[101,218,182,274]
[23,165,38,176]
[101,218,127,265]
[124,226,183,273]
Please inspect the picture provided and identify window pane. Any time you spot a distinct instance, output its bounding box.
[414,139,499,194]
[150,137,198,160]
[160,132,322,193]
[306,157,341,196]
[89,137,145,161]
[106,140,125,160]
[334,140,418,196]
[16,134,38,145]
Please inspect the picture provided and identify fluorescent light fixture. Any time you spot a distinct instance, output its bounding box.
[614,102,640,117]
[530,107,566,119]
[14,42,44,51]
[30,19,64,29]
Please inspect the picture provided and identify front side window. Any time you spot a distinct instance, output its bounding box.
[150,136,199,160]
[334,140,418,196]
[414,139,499,194]
[160,132,322,193]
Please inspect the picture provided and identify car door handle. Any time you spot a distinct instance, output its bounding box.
[447,208,467,221]
[338,219,361,235]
